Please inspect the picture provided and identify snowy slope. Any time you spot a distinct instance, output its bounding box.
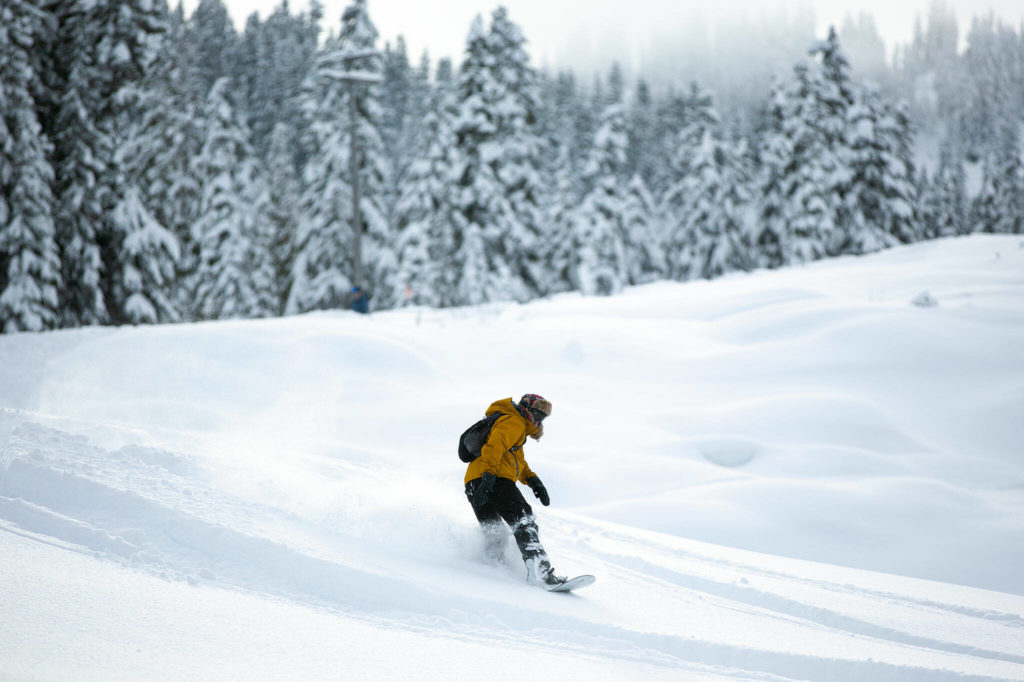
[2,235,1024,681]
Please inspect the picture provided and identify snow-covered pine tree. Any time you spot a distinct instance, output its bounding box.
[124,3,203,314]
[428,60,466,307]
[543,71,592,197]
[899,0,961,133]
[662,83,720,280]
[879,102,921,243]
[806,27,856,257]
[971,156,1001,234]
[486,7,548,299]
[812,27,856,142]
[993,152,1024,234]
[758,30,857,268]
[289,39,355,314]
[0,0,61,332]
[785,147,840,264]
[533,71,564,170]
[919,138,967,238]
[622,174,665,285]
[191,78,276,320]
[45,0,113,326]
[266,122,302,313]
[393,170,437,308]
[781,62,838,263]
[916,169,940,239]
[972,126,1024,234]
[39,0,168,327]
[841,86,914,254]
[393,70,457,309]
[449,14,519,305]
[112,83,183,326]
[570,102,630,296]
[568,75,600,197]
[961,15,1020,162]
[535,69,589,297]
[937,141,969,237]
[606,62,626,107]
[108,184,180,324]
[238,15,261,135]
[379,36,412,231]
[540,143,579,296]
[672,84,720,177]
[684,131,756,280]
[238,0,320,162]
[627,79,661,195]
[755,78,792,268]
[651,87,698,198]
[99,0,183,325]
[183,0,239,100]
[839,12,887,84]
[381,36,431,233]
[962,17,1024,235]
[535,72,586,272]
[380,37,412,158]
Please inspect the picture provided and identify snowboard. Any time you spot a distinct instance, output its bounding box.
[545,574,596,593]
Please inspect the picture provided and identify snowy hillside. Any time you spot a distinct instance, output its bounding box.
[2,235,1024,681]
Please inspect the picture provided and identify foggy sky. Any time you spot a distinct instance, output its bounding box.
[203,0,1023,75]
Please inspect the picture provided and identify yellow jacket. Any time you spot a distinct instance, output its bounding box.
[464,398,540,485]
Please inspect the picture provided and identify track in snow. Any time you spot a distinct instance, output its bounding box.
[2,419,1023,681]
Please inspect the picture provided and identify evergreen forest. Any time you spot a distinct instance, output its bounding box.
[2,0,1023,331]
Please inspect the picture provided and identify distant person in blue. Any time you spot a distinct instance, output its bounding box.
[350,286,370,314]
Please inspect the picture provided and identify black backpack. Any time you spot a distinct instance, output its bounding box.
[458,412,505,463]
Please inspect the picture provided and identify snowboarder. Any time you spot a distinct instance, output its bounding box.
[464,394,566,588]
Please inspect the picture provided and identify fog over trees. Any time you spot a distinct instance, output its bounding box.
[2,0,1022,331]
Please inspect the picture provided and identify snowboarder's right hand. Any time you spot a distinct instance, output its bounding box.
[472,472,496,508]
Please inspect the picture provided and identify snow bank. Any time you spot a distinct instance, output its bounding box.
[2,235,1024,680]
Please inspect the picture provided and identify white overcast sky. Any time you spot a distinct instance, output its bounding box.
[200,0,1023,73]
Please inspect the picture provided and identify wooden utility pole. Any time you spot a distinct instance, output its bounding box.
[323,47,381,293]
[349,88,362,290]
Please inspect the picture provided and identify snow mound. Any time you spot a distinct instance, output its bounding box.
[694,436,762,467]
[2,235,1024,680]
[912,290,939,307]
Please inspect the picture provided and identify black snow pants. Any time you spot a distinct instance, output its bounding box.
[465,477,546,563]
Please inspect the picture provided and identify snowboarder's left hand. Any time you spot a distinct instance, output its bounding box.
[472,472,497,508]
[527,476,550,506]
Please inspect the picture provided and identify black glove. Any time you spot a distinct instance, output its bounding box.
[527,476,550,506]
[471,472,496,508]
